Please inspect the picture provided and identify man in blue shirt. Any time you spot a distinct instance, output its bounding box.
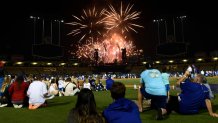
[138,62,167,120]
[106,75,114,90]
[103,82,141,123]
[166,70,218,117]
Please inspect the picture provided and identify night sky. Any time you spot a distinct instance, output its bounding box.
[1,0,217,59]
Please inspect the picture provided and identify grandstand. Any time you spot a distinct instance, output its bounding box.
[1,57,218,76]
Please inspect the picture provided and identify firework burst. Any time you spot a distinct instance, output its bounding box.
[66,7,106,43]
[104,2,143,34]
[76,33,136,63]
[68,2,143,63]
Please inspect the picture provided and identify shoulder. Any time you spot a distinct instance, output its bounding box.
[140,70,148,76]
[24,82,29,85]
[202,84,209,91]
[141,70,147,74]
[9,82,15,86]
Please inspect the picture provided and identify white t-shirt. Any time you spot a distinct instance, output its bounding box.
[49,83,58,93]
[27,80,48,104]
[64,82,80,96]
[58,79,65,88]
[83,82,91,90]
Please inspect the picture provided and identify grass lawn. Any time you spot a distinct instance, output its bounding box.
[0,77,218,123]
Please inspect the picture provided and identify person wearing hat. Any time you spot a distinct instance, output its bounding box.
[137,62,167,120]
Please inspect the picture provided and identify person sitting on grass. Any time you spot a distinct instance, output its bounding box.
[0,62,5,98]
[95,76,104,91]
[58,77,65,96]
[48,78,59,96]
[202,76,215,99]
[83,78,91,90]
[89,76,96,91]
[166,70,218,118]
[105,75,114,90]
[9,75,29,108]
[68,88,105,123]
[0,75,12,107]
[103,82,141,123]
[63,77,80,96]
[27,75,54,110]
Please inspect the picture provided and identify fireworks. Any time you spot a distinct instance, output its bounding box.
[66,7,106,43]
[104,2,143,34]
[68,2,143,63]
[76,33,136,63]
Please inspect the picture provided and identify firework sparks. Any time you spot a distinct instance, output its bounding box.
[75,33,136,63]
[104,2,143,34]
[68,3,143,63]
[66,7,106,43]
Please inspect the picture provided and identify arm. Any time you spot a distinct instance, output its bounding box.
[140,83,144,89]
[205,99,218,117]
[167,91,170,102]
[176,70,190,86]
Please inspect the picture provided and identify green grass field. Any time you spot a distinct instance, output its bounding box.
[0,77,218,123]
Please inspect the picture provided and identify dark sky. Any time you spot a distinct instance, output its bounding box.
[1,0,217,59]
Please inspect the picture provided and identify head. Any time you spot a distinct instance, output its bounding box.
[16,75,24,82]
[4,75,11,84]
[65,77,72,82]
[193,74,204,83]
[75,88,97,115]
[15,75,24,89]
[71,76,78,83]
[1,75,11,92]
[51,78,56,84]
[145,62,153,70]
[202,76,208,84]
[162,66,167,73]
[33,74,42,81]
[110,82,126,100]
[0,61,4,68]
[107,74,111,79]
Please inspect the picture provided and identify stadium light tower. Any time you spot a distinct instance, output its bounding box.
[30,16,40,44]
[177,15,187,42]
[54,19,64,46]
[51,20,53,44]
[164,19,168,42]
[153,19,164,44]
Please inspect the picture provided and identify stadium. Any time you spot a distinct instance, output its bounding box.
[1,0,218,123]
